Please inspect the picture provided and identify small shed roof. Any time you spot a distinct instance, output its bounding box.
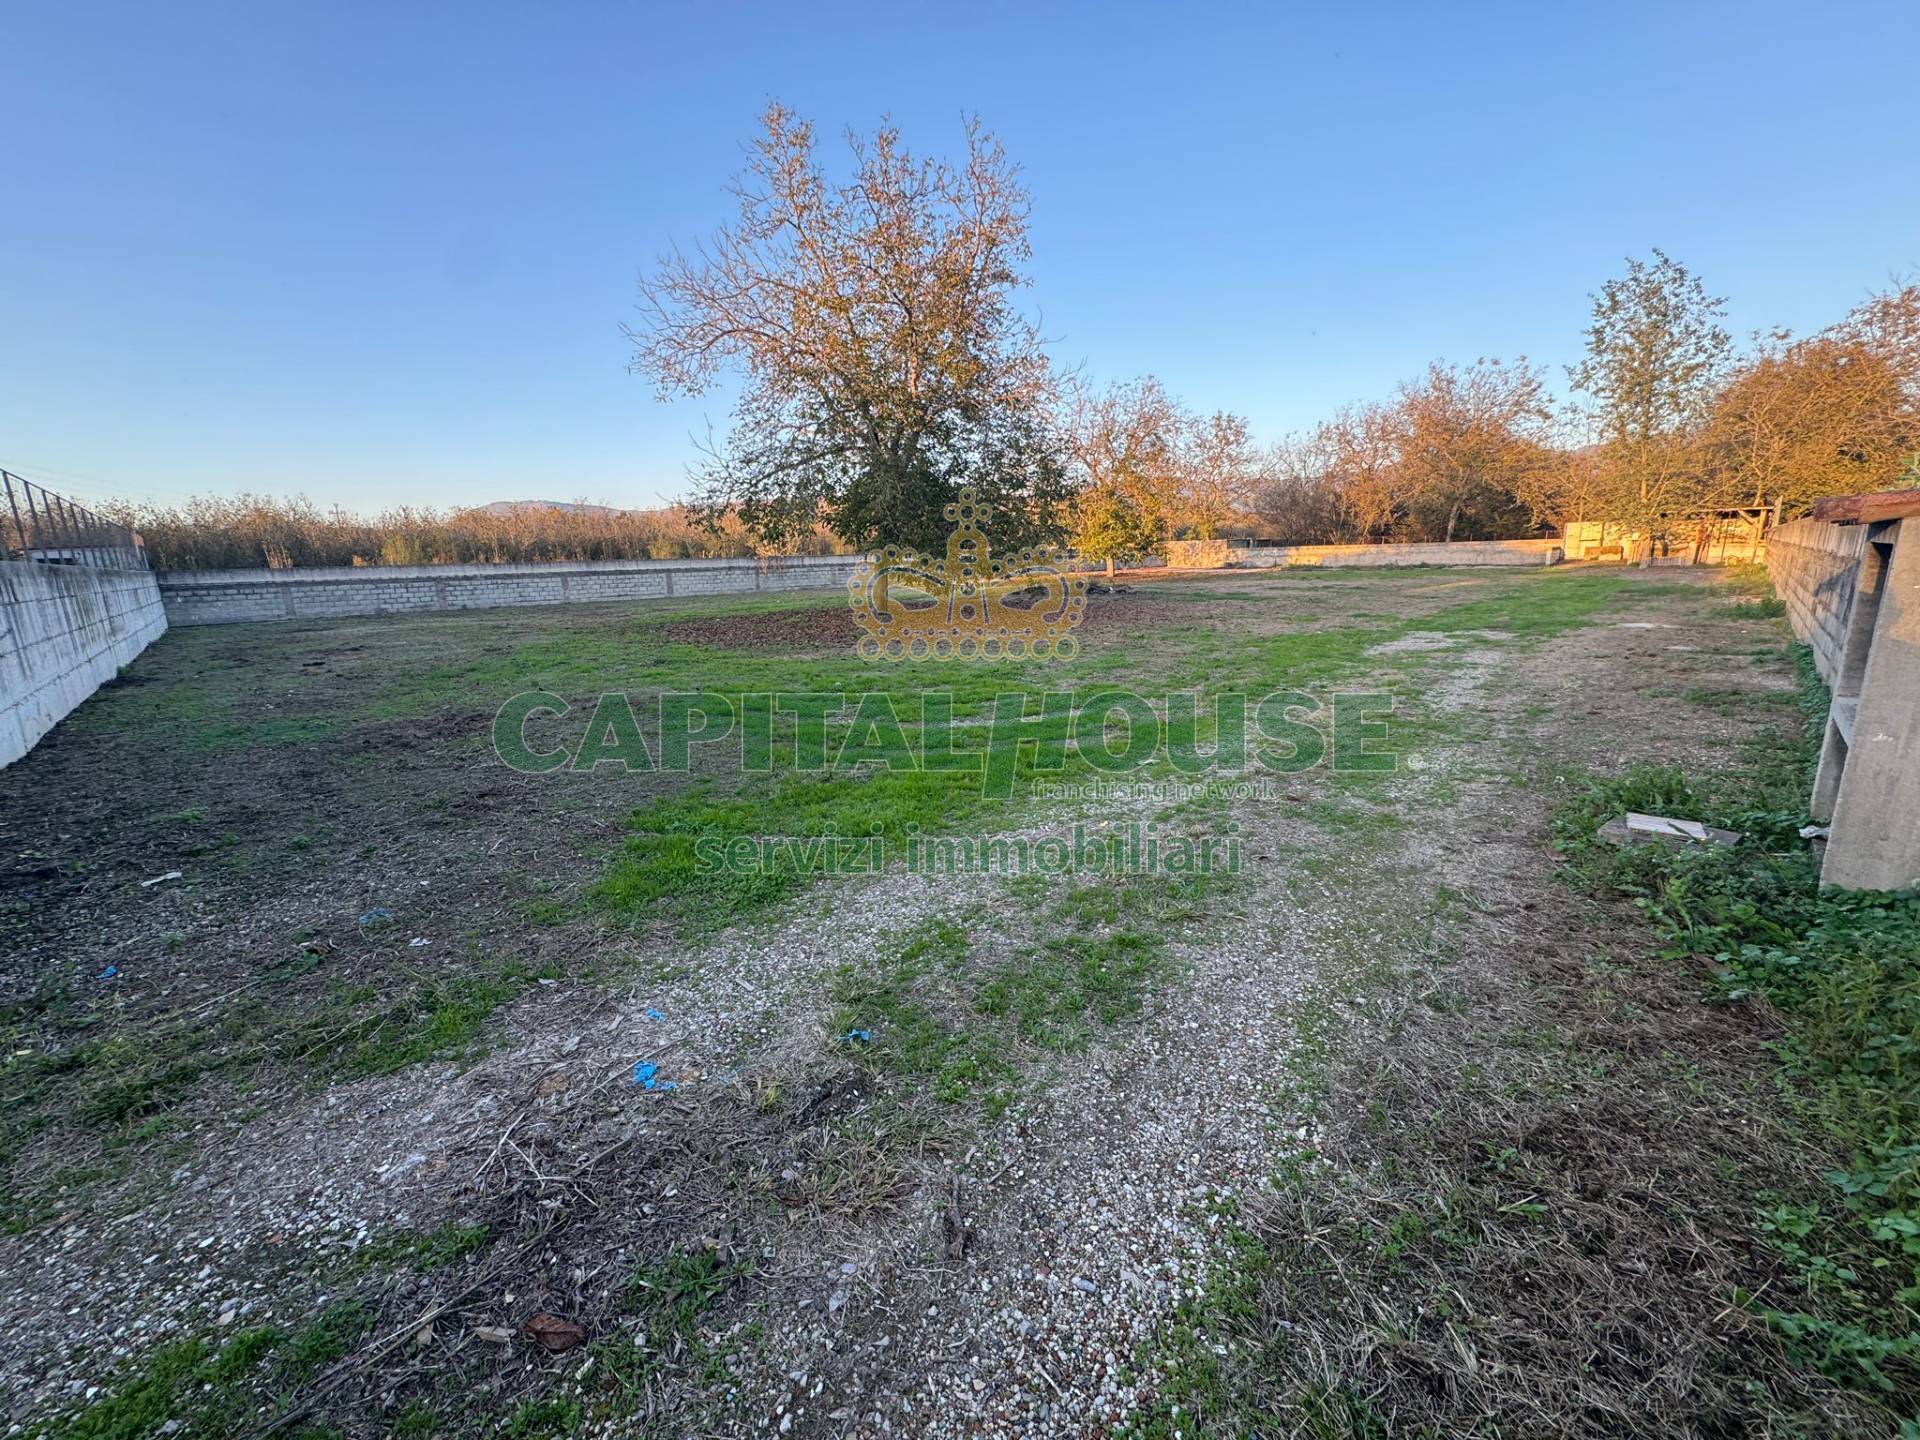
[1810,487,1920,524]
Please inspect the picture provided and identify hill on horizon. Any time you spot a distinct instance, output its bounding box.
[468,499,636,517]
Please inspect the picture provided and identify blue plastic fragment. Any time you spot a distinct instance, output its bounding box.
[357,907,394,926]
[841,1028,872,1045]
[631,1061,677,1091]
[645,1007,666,1021]
[98,964,119,980]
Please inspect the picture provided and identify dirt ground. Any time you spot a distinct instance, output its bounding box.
[0,565,1874,1438]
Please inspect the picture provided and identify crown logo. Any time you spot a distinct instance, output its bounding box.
[849,489,1089,661]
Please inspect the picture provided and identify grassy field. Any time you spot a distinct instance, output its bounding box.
[1,563,1909,1437]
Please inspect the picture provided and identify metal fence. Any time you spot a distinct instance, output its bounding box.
[1,468,148,570]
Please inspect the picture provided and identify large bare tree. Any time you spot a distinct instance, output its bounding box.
[627,105,1063,552]
[1249,430,1350,544]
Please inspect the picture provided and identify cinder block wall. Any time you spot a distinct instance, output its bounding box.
[1,561,168,766]
[158,555,863,626]
[1766,517,1866,682]
[1164,537,1564,569]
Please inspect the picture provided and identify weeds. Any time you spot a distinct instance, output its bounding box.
[1555,641,1920,1405]
[289,965,540,1076]
[352,1220,491,1274]
[1,959,542,1233]
[582,1249,751,1429]
[37,1300,373,1440]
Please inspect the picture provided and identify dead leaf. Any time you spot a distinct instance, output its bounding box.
[522,1313,586,1353]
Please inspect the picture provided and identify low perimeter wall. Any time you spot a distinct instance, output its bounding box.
[1767,516,1867,683]
[158,555,862,626]
[1,561,168,767]
[1164,537,1564,569]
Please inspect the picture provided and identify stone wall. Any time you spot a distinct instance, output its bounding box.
[158,555,862,626]
[1163,537,1564,569]
[1,561,168,767]
[1766,516,1867,683]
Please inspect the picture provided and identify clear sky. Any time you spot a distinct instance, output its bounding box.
[3,1,1916,514]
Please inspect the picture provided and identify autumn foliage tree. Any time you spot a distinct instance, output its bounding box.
[627,104,1067,554]
[1062,377,1264,566]
[1705,285,1920,508]
[1248,360,1553,544]
[1060,378,1177,571]
[1177,410,1260,539]
[1391,360,1555,541]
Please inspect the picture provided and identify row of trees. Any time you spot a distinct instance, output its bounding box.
[1545,253,1920,540]
[631,108,1920,565]
[1070,266,1920,556]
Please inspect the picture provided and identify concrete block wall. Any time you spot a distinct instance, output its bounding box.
[1,560,168,767]
[1562,519,1769,565]
[158,555,863,626]
[1766,516,1867,683]
[1163,537,1564,569]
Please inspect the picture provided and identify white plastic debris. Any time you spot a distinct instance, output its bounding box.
[1598,812,1742,848]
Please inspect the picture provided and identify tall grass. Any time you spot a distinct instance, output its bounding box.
[102,493,848,570]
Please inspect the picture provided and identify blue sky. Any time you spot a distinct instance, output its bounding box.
[3,1,1916,513]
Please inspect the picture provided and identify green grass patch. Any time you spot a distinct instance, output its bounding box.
[66,659,345,751]
[285,962,549,1077]
[1722,562,1788,617]
[35,1300,373,1439]
[587,577,1636,930]
[353,1220,491,1274]
[1683,685,1801,716]
[975,929,1161,1048]
[502,1398,582,1438]
[828,917,1016,1110]
[832,881,1221,1113]
[582,1248,751,1428]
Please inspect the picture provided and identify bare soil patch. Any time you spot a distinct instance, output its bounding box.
[646,589,1182,652]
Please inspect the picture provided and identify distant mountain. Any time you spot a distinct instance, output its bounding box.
[470,500,633,517]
